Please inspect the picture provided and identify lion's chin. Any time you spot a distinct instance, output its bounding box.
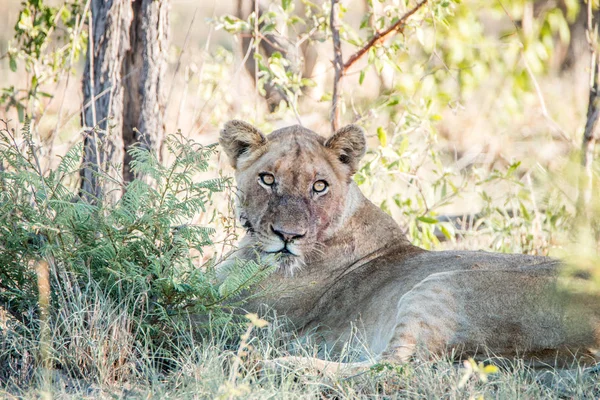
[260,251,303,277]
[277,254,303,276]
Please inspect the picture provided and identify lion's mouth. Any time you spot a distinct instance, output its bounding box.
[266,245,298,257]
[259,242,303,275]
[256,232,302,257]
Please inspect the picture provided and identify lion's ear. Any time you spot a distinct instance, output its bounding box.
[324,124,366,174]
[219,120,267,168]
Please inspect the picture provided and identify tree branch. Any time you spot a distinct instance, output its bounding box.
[329,0,428,132]
[343,0,428,72]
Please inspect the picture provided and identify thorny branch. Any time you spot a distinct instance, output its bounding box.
[330,0,428,132]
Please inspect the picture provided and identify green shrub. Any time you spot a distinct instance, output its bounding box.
[0,120,273,385]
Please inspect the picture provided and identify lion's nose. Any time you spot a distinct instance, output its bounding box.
[271,225,306,243]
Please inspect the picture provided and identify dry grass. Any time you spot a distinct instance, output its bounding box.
[2,292,599,399]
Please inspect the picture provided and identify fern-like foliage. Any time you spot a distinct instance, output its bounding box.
[0,122,272,373]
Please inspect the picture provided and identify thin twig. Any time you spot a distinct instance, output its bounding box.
[194,37,256,135]
[166,6,198,108]
[60,68,140,132]
[172,8,200,131]
[47,0,92,168]
[520,52,573,144]
[87,12,97,129]
[496,0,573,145]
[86,9,102,201]
[190,7,215,128]
[525,172,544,253]
[254,0,260,121]
[330,0,343,132]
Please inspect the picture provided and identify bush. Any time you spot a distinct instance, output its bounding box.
[0,120,273,386]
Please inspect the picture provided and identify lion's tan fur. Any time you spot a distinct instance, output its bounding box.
[220,121,600,369]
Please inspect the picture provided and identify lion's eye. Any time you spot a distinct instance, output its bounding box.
[259,173,275,186]
[313,180,328,193]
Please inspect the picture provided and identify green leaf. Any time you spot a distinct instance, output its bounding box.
[17,104,25,123]
[282,0,292,11]
[9,55,17,72]
[320,93,332,102]
[440,224,454,240]
[359,69,366,85]
[519,202,531,220]
[270,63,286,78]
[377,126,387,147]
[397,136,409,155]
[506,161,521,176]
[60,7,71,23]
[387,97,400,106]
[417,216,438,224]
[261,22,276,33]
[301,78,316,87]
[288,15,304,25]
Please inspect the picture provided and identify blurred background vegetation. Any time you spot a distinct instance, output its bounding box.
[0,0,599,397]
[0,0,597,252]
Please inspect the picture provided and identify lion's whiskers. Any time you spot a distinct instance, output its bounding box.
[305,243,326,262]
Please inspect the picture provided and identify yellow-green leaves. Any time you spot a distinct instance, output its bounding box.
[458,358,499,389]
[377,126,388,147]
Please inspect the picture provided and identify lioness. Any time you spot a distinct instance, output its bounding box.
[219,120,600,372]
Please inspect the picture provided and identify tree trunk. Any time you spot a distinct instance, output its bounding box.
[559,0,590,72]
[577,2,599,219]
[80,0,132,204]
[80,0,169,202]
[122,0,169,183]
[579,59,599,215]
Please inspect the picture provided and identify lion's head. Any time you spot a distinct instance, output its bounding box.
[219,120,366,274]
